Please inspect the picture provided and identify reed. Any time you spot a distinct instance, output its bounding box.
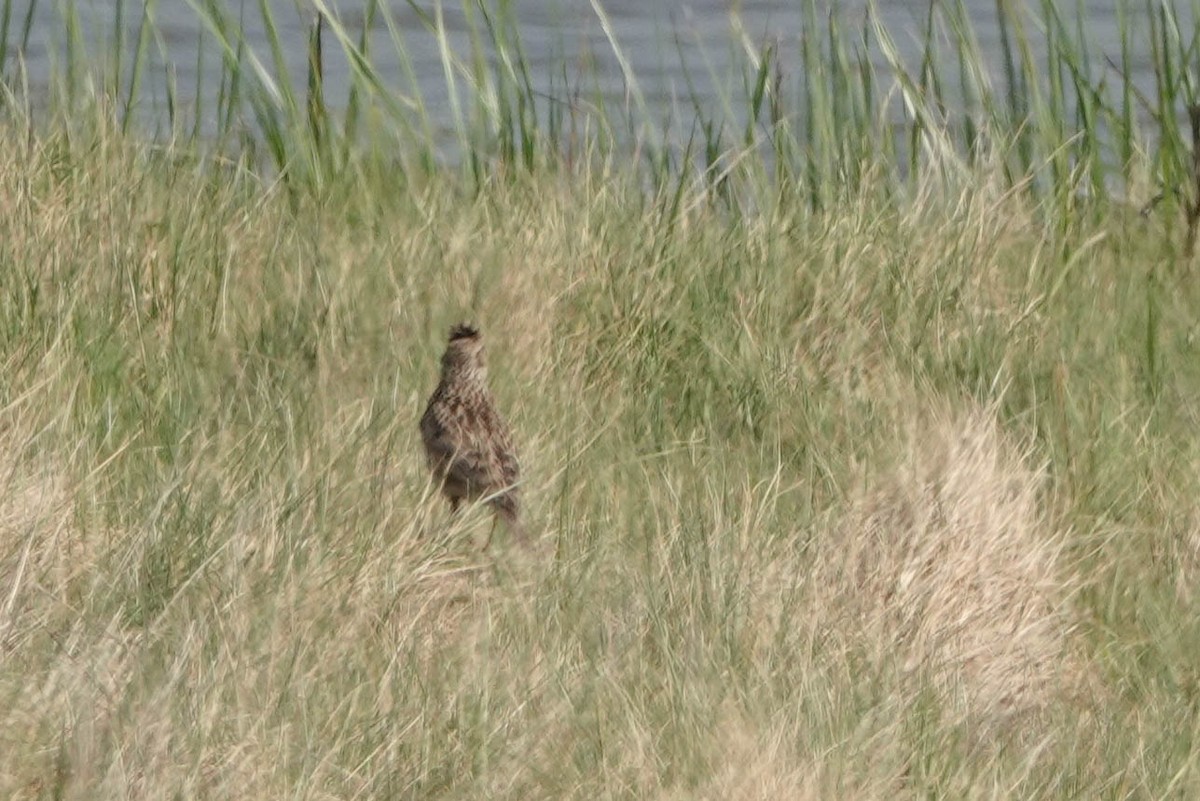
[1,0,1192,215]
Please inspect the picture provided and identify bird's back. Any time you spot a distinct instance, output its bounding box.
[421,376,519,508]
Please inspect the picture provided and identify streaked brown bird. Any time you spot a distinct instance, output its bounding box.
[419,323,523,542]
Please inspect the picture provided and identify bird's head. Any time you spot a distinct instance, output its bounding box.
[441,322,487,378]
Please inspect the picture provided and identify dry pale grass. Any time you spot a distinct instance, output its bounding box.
[0,436,79,654]
[0,432,119,800]
[815,400,1076,731]
[654,701,906,801]
[0,125,1182,797]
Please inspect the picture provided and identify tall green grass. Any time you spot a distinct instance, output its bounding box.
[4,0,1197,215]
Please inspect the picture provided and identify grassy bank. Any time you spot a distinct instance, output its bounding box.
[3,0,1200,798]
[0,117,1197,798]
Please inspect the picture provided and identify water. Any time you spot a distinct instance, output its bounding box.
[5,0,1193,149]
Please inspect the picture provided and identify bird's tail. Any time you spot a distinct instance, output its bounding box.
[492,494,526,543]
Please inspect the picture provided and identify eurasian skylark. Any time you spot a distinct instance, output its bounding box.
[419,323,522,540]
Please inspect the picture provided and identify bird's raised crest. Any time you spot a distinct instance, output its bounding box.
[449,323,480,341]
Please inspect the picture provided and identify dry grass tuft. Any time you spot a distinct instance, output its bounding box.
[817,401,1076,729]
[663,703,897,801]
[0,437,78,650]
